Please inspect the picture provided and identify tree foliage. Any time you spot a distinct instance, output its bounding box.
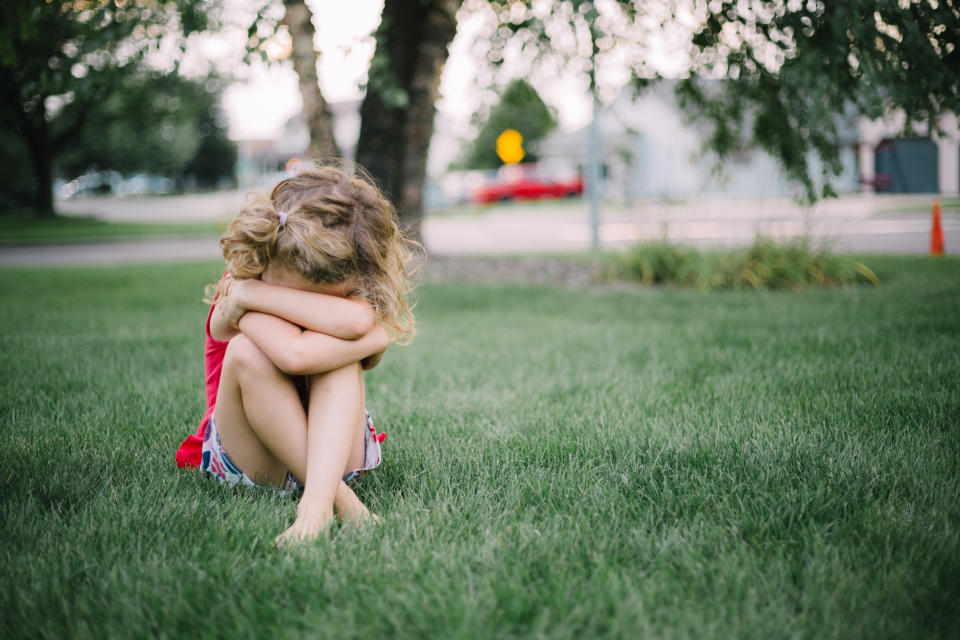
[463,79,556,169]
[54,73,236,185]
[0,0,219,214]
[678,0,960,200]
[244,0,462,242]
[477,0,960,201]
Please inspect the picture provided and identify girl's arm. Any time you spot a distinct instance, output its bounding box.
[238,311,389,376]
[219,277,375,340]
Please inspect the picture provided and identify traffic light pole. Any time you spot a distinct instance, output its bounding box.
[587,92,601,250]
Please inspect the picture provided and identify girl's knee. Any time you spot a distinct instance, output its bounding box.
[308,361,362,391]
[223,333,276,375]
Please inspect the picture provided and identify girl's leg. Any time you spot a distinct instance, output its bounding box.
[214,334,308,485]
[276,362,371,543]
[215,335,373,538]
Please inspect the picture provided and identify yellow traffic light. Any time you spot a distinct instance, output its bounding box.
[496,129,525,164]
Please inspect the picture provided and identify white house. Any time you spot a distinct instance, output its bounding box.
[538,82,958,201]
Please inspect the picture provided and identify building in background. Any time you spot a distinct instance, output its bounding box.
[858,112,959,195]
[235,99,362,189]
[538,82,862,203]
[233,84,959,203]
[539,81,959,202]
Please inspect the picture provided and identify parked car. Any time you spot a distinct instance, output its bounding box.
[440,170,498,205]
[57,171,121,198]
[473,164,583,204]
[59,171,176,198]
[115,173,175,196]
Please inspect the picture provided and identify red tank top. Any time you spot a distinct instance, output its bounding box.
[175,305,228,468]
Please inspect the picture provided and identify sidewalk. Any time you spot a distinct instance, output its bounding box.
[1,193,955,266]
[0,235,223,267]
[422,199,959,255]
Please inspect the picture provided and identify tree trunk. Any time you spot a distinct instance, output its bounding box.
[283,0,339,158]
[5,68,55,217]
[20,103,55,217]
[356,0,461,244]
[29,133,55,216]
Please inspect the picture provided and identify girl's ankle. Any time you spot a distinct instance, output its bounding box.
[296,495,335,519]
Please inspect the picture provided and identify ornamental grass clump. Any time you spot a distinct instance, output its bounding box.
[613,236,879,290]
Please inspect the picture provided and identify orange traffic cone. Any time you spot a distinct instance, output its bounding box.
[930,200,944,256]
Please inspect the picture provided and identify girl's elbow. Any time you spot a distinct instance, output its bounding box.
[275,347,310,376]
[345,306,376,340]
[279,348,338,376]
[359,305,377,334]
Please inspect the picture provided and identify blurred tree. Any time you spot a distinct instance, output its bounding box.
[261,0,957,244]
[462,79,556,169]
[252,0,461,241]
[481,0,960,202]
[354,0,462,241]
[183,96,239,190]
[282,0,339,158]
[0,0,216,216]
[55,73,236,187]
[677,0,960,200]
[0,128,37,212]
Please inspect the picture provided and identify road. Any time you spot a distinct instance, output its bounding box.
[0,192,955,266]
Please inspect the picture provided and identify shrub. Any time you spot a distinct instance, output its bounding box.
[611,236,879,290]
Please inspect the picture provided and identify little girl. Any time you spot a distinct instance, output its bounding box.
[175,163,416,544]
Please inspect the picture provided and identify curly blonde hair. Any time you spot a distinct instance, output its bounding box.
[216,162,419,343]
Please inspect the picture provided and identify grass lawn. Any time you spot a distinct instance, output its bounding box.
[0,214,224,246]
[1,256,958,638]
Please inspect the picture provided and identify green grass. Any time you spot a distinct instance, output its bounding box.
[0,214,224,246]
[1,256,959,638]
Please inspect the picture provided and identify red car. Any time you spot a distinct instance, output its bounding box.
[473,164,583,204]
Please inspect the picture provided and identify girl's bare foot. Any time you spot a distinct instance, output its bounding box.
[335,481,381,528]
[274,502,335,547]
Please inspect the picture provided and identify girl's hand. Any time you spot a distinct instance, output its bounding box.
[209,274,241,342]
[218,277,249,328]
